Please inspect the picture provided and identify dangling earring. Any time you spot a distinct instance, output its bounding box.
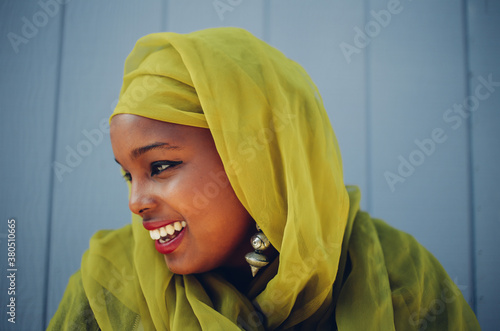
[245,224,271,277]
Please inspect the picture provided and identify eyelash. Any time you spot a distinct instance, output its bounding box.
[122,160,182,182]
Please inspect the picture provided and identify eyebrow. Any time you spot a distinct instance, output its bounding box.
[114,142,181,165]
[131,142,181,159]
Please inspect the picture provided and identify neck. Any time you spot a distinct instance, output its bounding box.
[216,264,253,293]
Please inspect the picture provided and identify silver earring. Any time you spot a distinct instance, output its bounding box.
[245,224,271,277]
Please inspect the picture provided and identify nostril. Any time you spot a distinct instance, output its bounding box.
[139,207,150,214]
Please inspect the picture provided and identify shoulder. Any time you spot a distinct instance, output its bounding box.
[47,270,100,330]
[341,213,481,330]
[350,214,453,281]
[49,224,143,330]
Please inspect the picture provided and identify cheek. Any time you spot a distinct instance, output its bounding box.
[181,168,251,233]
[200,182,253,242]
[181,164,234,214]
[161,170,226,220]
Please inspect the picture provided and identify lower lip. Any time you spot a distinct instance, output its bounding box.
[154,228,186,254]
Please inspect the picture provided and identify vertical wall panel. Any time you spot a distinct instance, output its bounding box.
[468,1,500,329]
[166,0,264,37]
[0,1,61,329]
[267,0,368,209]
[2,1,498,329]
[45,0,164,324]
[368,0,472,302]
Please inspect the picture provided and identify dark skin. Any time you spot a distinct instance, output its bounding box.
[110,114,257,291]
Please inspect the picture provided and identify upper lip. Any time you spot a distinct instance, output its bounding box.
[142,219,183,231]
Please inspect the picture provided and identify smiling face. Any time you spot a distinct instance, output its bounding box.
[110,114,254,274]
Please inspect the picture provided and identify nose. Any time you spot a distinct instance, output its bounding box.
[128,180,156,215]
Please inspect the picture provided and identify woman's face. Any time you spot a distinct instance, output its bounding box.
[110,114,254,274]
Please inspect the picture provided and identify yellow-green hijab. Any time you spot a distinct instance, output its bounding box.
[113,26,349,329]
[49,28,480,330]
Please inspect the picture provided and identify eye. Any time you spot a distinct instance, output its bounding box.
[151,160,182,176]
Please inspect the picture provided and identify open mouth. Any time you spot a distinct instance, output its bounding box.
[149,221,187,243]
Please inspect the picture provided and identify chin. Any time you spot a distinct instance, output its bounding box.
[163,255,213,275]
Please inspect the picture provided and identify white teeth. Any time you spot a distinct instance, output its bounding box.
[149,221,187,241]
[159,237,170,244]
[159,227,167,237]
[150,229,161,240]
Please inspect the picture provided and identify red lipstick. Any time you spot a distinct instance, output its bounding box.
[143,220,186,254]
[155,229,185,254]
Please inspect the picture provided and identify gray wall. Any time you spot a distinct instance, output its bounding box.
[0,0,498,329]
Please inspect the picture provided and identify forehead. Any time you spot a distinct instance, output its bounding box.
[110,114,215,155]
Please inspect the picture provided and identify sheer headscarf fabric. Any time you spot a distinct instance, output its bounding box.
[110,27,349,329]
[49,28,480,330]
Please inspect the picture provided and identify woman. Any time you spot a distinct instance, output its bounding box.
[49,27,480,330]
